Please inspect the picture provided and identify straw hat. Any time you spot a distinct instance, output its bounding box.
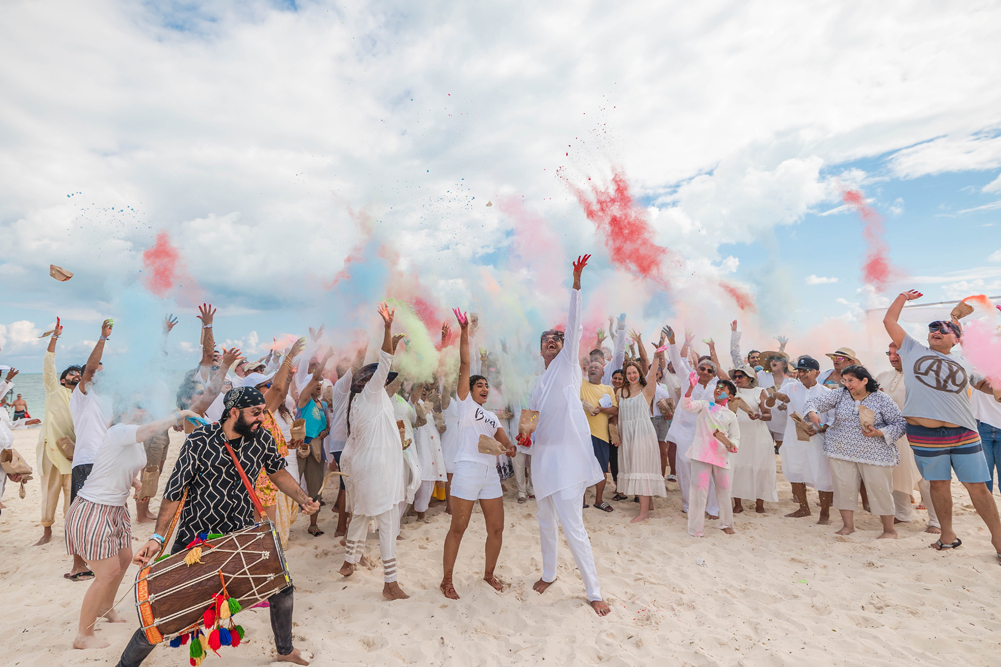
[731,364,759,388]
[758,350,788,363]
[825,347,860,365]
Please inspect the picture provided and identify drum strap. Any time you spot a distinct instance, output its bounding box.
[223,438,266,517]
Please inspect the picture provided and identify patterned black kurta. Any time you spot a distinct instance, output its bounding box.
[163,422,286,549]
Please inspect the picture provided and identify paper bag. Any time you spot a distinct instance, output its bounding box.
[730,397,753,414]
[518,410,539,438]
[951,301,974,320]
[56,436,75,461]
[138,465,160,500]
[434,412,446,434]
[477,434,508,456]
[581,400,598,416]
[309,437,323,463]
[49,264,73,281]
[290,419,306,443]
[657,398,675,418]
[608,422,621,445]
[858,405,876,431]
[397,420,412,450]
[1,448,33,476]
[414,403,428,429]
[789,412,813,442]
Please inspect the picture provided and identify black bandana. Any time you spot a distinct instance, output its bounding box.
[223,387,265,411]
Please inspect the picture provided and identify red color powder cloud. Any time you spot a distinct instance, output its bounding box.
[842,189,901,292]
[141,231,183,296]
[719,281,756,312]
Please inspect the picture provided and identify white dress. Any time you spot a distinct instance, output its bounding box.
[393,395,422,503]
[759,372,789,439]
[729,388,778,502]
[415,400,446,483]
[617,393,667,497]
[340,351,406,517]
[778,379,833,492]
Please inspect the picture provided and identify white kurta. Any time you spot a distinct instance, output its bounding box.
[528,288,603,500]
[394,395,422,503]
[415,400,447,482]
[729,388,778,502]
[340,350,406,517]
[778,379,833,492]
[664,343,718,455]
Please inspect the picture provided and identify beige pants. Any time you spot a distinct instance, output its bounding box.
[829,458,894,516]
[893,480,940,527]
[688,460,733,537]
[40,455,71,528]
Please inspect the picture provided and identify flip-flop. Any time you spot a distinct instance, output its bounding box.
[594,502,614,513]
[64,571,95,582]
[583,504,590,508]
[612,493,628,501]
[307,526,325,537]
[932,538,962,550]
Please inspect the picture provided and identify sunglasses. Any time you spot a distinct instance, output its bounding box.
[541,332,565,342]
[928,321,961,338]
[259,381,272,389]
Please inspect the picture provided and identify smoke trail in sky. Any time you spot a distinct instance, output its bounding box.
[842,189,900,293]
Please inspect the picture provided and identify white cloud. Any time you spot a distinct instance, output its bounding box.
[0,320,42,351]
[806,275,839,285]
[887,132,1001,180]
[984,173,1001,193]
[990,250,1001,262]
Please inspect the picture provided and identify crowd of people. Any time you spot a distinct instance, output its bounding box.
[2,258,1001,666]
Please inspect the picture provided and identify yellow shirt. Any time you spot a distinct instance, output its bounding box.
[580,382,617,442]
[35,350,75,474]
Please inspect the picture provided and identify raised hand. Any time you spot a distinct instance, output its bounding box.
[689,371,699,386]
[101,318,114,339]
[309,325,325,342]
[391,333,406,352]
[731,320,738,332]
[684,328,694,345]
[197,303,216,326]
[164,314,178,333]
[441,321,451,343]
[901,289,923,301]
[452,307,468,328]
[5,367,18,382]
[572,254,590,289]
[628,328,642,344]
[378,302,395,327]
[774,335,788,350]
[221,347,242,368]
[287,337,306,361]
[596,328,606,345]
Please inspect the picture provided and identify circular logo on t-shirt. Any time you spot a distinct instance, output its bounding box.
[913,355,967,394]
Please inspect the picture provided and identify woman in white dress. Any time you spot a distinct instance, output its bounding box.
[616,358,667,523]
[413,383,447,520]
[729,364,778,513]
[392,381,422,529]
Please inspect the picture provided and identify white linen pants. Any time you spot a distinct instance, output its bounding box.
[893,480,940,527]
[677,448,718,516]
[414,481,434,513]
[344,508,400,582]
[514,451,533,498]
[688,461,733,536]
[537,483,601,601]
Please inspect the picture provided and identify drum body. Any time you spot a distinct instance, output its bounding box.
[135,521,290,643]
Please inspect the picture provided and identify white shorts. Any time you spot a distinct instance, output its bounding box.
[450,461,503,501]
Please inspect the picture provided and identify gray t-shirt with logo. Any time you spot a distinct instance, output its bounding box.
[899,334,982,432]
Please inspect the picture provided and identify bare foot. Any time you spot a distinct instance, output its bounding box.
[877,531,898,540]
[893,518,904,524]
[416,512,425,522]
[708,515,718,520]
[334,529,346,538]
[34,529,52,546]
[533,578,555,594]
[925,525,942,534]
[383,582,409,600]
[733,505,744,514]
[396,535,403,541]
[722,527,735,535]
[590,600,611,617]
[755,501,765,514]
[630,514,649,524]
[274,647,310,665]
[483,574,505,591]
[785,508,810,518]
[440,580,460,600]
[102,609,128,623]
[73,634,110,650]
[339,561,355,577]
[136,515,155,524]
[835,526,855,536]
[817,514,831,526]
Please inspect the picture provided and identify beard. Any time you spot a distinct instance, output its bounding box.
[233,412,259,438]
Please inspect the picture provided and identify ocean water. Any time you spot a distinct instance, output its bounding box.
[3,372,45,422]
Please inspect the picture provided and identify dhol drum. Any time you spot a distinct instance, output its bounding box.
[135,521,290,644]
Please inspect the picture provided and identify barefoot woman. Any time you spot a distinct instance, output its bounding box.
[440,308,516,599]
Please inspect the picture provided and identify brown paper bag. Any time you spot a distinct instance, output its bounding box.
[49,264,73,281]
[858,405,875,431]
[581,400,598,416]
[951,301,974,320]
[731,397,753,414]
[396,420,412,450]
[518,410,539,438]
[290,419,306,443]
[789,412,813,442]
[138,465,160,500]
[608,422,621,445]
[56,436,75,461]
[434,412,446,434]
[656,398,674,418]
[414,403,428,429]
[1,448,33,476]
[477,434,508,456]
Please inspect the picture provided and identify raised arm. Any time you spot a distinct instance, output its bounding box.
[455,308,471,402]
[196,303,216,371]
[46,317,62,355]
[601,315,627,385]
[80,319,113,394]
[729,320,743,368]
[642,353,661,402]
[264,337,301,412]
[883,290,922,348]
[191,347,240,415]
[566,255,590,362]
[707,339,729,381]
[135,410,196,443]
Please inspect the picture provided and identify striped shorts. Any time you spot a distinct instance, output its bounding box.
[905,424,989,484]
[64,497,132,562]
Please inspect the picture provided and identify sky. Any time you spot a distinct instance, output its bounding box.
[2,0,1001,374]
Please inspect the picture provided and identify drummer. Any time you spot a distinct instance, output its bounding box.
[118,386,320,667]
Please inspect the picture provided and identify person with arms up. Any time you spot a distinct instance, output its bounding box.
[439,308,516,599]
[883,290,1001,557]
[521,255,610,617]
[117,382,319,667]
[338,304,410,600]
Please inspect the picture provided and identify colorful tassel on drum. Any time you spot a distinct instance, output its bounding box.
[203,606,216,629]
[219,628,232,646]
[227,597,241,616]
[208,629,222,655]
[184,547,204,566]
[189,634,203,663]
[231,624,244,648]
[169,636,183,648]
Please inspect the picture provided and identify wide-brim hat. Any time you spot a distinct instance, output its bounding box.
[731,364,759,388]
[758,350,788,363]
[825,347,859,365]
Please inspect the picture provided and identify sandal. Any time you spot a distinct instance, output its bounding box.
[64,571,95,582]
[308,525,325,537]
[594,501,614,512]
[611,493,628,501]
[932,538,961,550]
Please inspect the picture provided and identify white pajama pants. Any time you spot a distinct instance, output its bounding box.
[414,481,434,513]
[893,480,940,528]
[688,461,733,537]
[537,483,601,602]
[514,452,533,498]
[677,449,718,516]
[344,508,400,582]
